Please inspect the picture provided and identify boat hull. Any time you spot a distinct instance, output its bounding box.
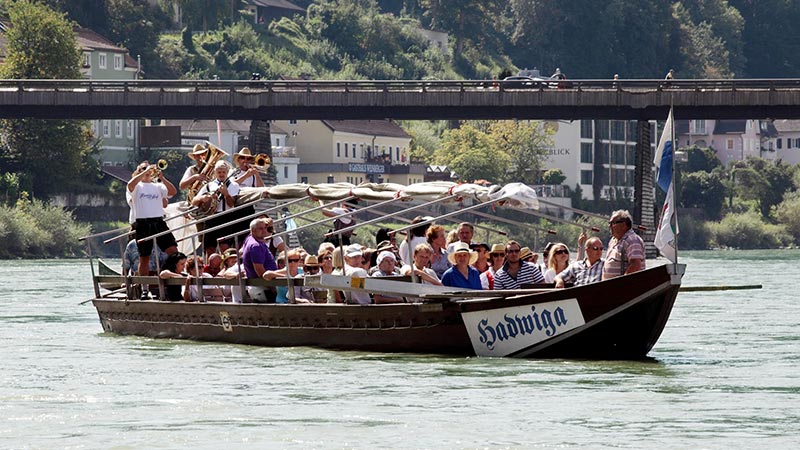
[91,264,683,359]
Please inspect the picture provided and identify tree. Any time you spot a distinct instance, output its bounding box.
[105,0,167,71]
[776,191,800,244]
[680,170,727,220]
[486,120,551,185]
[734,157,796,218]
[683,145,721,173]
[0,0,95,198]
[432,124,509,182]
[541,169,566,186]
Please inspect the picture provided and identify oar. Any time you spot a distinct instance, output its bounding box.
[679,284,762,292]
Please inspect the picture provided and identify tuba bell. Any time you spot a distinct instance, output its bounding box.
[187,142,229,203]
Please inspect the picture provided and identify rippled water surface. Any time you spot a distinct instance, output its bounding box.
[1,252,798,449]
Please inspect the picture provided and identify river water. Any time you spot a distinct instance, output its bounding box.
[1,251,798,449]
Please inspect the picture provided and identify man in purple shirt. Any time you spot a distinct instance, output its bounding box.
[242,217,278,302]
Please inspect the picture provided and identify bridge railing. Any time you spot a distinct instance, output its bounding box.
[4,78,800,94]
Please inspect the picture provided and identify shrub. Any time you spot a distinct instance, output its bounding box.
[708,211,791,249]
[0,198,90,258]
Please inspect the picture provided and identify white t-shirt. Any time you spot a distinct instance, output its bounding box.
[126,189,135,224]
[398,236,427,265]
[344,264,371,305]
[197,179,240,212]
[181,165,200,187]
[131,182,168,219]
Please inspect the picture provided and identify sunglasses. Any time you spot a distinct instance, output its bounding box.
[304,266,320,272]
[586,246,603,251]
[506,249,520,254]
[491,253,505,257]
[287,258,300,263]
[608,219,626,225]
[554,249,569,255]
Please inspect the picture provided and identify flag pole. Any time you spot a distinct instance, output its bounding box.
[670,98,679,273]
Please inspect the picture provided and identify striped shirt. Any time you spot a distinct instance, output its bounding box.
[556,258,604,286]
[493,261,545,290]
[602,229,645,280]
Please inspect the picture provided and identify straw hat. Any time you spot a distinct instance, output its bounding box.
[233,147,254,164]
[222,248,238,261]
[489,243,505,254]
[376,240,394,253]
[448,242,478,265]
[519,247,533,261]
[189,143,208,159]
[303,255,320,267]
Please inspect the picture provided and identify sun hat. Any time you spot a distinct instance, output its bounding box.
[448,242,479,265]
[233,147,255,164]
[376,251,396,265]
[303,255,320,267]
[489,243,506,254]
[376,240,394,253]
[189,143,208,159]
[222,248,238,261]
[519,247,533,261]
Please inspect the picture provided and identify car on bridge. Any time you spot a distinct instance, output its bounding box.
[501,75,555,89]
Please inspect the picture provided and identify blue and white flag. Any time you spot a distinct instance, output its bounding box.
[653,108,678,262]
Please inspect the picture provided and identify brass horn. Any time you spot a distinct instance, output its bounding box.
[253,153,271,172]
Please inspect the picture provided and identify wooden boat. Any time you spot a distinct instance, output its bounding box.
[87,180,684,359]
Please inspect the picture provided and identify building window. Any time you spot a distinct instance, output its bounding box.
[776,138,782,150]
[284,166,288,178]
[596,120,609,140]
[796,138,800,148]
[289,119,297,125]
[691,120,706,134]
[580,120,592,139]
[301,176,308,184]
[82,52,91,68]
[344,143,349,158]
[102,120,110,137]
[352,143,356,159]
[626,145,636,165]
[126,120,134,139]
[611,121,625,141]
[113,54,123,71]
[114,120,123,138]
[396,147,400,161]
[98,53,107,69]
[91,120,98,136]
[612,144,625,164]
[627,121,637,142]
[336,142,341,157]
[580,170,593,185]
[580,143,593,163]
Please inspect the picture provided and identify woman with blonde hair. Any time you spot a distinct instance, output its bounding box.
[544,243,571,283]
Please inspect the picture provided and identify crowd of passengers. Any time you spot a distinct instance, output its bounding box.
[148,211,644,304]
[124,150,645,304]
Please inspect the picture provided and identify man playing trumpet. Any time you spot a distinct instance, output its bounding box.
[127,161,179,299]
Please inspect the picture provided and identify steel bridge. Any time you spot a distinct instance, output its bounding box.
[2,78,800,120]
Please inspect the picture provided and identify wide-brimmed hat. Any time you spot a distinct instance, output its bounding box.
[189,143,208,159]
[376,240,394,253]
[222,248,238,261]
[448,242,479,265]
[519,247,533,261]
[233,147,254,164]
[303,255,320,267]
[489,243,506,254]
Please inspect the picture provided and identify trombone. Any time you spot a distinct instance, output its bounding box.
[252,153,271,173]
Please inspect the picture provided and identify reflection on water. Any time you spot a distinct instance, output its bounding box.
[0,254,798,448]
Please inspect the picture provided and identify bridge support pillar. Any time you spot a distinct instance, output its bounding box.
[634,120,658,258]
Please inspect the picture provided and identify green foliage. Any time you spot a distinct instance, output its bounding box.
[676,214,711,250]
[541,169,566,186]
[734,157,796,219]
[0,196,91,258]
[775,191,800,244]
[708,211,791,249]
[680,170,727,220]
[682,145,722,173]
